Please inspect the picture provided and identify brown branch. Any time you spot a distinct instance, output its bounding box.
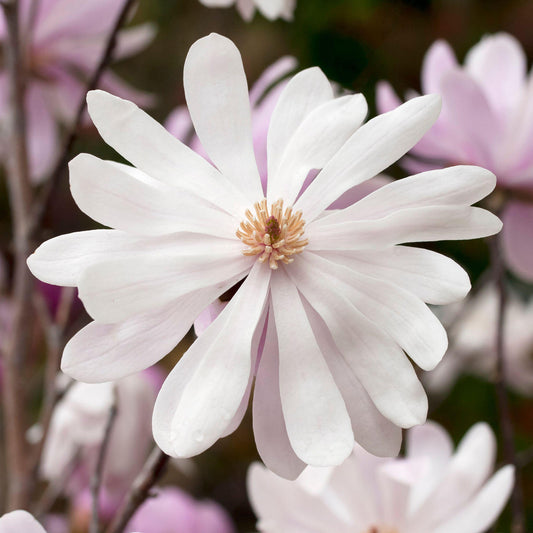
[106,448,170,533]
[90,394,119,533]
[30,0,139,236]
[490,233,525,533]
[0,0,34,510]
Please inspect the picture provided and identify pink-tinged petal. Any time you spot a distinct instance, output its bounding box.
[253,314,306,479]
[288,255,428,428]
[412,422,497,526]
[152,262,270,457]
[433,465,515,533]
[61,285,232,383]
[319,247,471,305]
[69,155,236,238]
[236,0,256,20]
[184,33,263,202]
[0,511,47,533]
[26,83,60,183]
[255,0,290,19]
[194,300,227,337]
[268,67,333,180]
[98,72,154,109]
[165,106,193,142]
[267,94,368,205]
[247,463,351,533]
[27,230,152,287]
[330,174,392,210]
[321,166,496,224]
[502,201,533,282]
[114,23,157,60]
[304,301,402,457]
[421,40,458,94]
[86,91,249,217]
[465,33,527,116]
[308,205,502,251]
[78,241,252,323]
[305,252,447,371]
[375,81,402,114]
[296,94,442,222]
[249,56,297,106]
[271,270,354,466]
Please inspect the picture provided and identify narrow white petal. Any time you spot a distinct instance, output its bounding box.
[287,255,428,428]
[303,300,402,457]
[0,511,46,533]
[319,246,471,305]
[267,67,333,180]
[267,94,368,205]
[78,241,253,323]
[271,270,354,466]
[184,34,263,202]
[295,94,442,222]
[69,154,237,238]
[253,313,306,480]
[86,90,249,217]
[307,205,502,251]
[153,263,271,457]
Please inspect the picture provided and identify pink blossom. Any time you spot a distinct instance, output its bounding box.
[126,487,235,533]
[197,0,295,21]
[249,421,515,533]
[377,33,533,281]
[0,0,155,183]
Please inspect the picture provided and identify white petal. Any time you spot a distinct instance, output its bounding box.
[184,34,262,202]
[69,154,237,238]
[304,252,448,371]
[267,67,333,180]
[319,165,496,224]
[86,90,249,217]
[318,246,471,305]
[271,270,353,466]
[303,299,402,457]
[0,511,46,533]
[295,94,442,222]
[267,94,368,205]
[433,465,515,533]
[253,313,306,479]
[307,205,502,251]
[78,241,252,323]
[61,285,231,383]
[152,262,271,457]
[288,255,428,428]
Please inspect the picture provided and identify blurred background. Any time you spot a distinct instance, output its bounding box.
[13,0,533,531]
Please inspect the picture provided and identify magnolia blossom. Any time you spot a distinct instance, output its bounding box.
[426,287,533,396]
[249,422,515,533]
[0,0,155,182]
[41,369,160,502]
[28,33,501,478]
[377,32,533,281]
[198,0,295,21]
[126,487,235,533]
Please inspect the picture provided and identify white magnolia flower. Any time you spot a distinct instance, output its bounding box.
[28,33,501,478]
[249,422,515,533]
[198,0,295,21]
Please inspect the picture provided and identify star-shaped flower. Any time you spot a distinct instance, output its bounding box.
[28,33,501,478]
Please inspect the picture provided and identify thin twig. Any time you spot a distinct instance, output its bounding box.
[106,448,170,533]
[0,0,34,511]
[90,392,119,533]
[30,0,138,235]
[490,233,525,533]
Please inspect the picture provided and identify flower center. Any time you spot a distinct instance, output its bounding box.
[236,198,308,270]
[363,526,399,533]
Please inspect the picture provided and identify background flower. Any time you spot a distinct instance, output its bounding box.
[197,0,296,21]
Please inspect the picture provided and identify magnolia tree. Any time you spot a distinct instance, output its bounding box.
[0,1,530,532]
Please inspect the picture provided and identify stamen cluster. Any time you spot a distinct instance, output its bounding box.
[236,198,308,269]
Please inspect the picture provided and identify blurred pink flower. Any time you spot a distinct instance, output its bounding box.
[126,487,235,533]
[28,34,501,478]
[427,287,533,396]
[249,421,515,533]
[41,368,162,505]
[197,0,295,21]
[377,33,533,281]
[0,0,155,183]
